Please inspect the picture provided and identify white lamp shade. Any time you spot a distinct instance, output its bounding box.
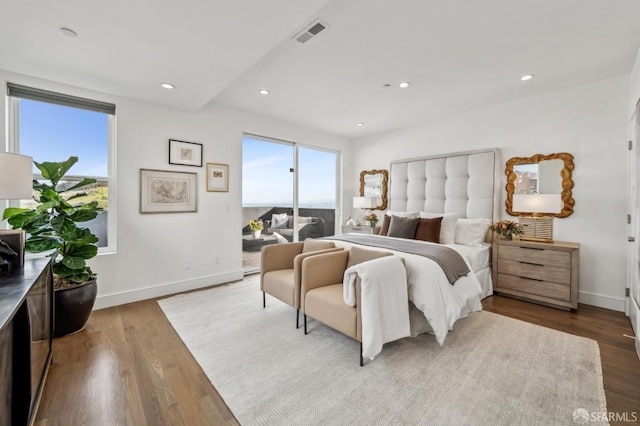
[353,196,377,209]
[0,153,33,200]
[513,193,562,214]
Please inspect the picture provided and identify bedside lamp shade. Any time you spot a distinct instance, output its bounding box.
[0,153,33,200]
[513,194,562,214]
[353,196,377,209]
[513,194,561,242]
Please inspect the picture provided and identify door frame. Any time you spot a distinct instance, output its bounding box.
[241,133,341,273]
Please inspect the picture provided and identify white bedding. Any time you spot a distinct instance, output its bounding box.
[332,235,483,345]
[445,242,491,273]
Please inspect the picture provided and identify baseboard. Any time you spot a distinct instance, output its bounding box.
[93,269,245,310]
[578,290,625,312]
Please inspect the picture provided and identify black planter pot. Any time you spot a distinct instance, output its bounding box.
[54,278,97,338]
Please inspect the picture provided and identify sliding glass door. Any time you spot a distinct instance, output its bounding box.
[298,146,338,242]
[241,135,338,274]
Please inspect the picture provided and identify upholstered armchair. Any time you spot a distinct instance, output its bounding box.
[300,247,396,366]
[260,239,342,328]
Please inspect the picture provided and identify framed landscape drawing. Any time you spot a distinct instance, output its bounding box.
[169,139,203,167]
[206,163,229,192]
[140,169,197,213]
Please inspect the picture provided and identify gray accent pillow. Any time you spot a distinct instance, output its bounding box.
[387,215,420,239]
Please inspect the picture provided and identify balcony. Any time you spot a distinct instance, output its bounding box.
[242,206,336,272]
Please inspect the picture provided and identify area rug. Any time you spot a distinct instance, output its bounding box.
[158,277,608,426]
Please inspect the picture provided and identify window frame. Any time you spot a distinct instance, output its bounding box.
[7,91,117,255]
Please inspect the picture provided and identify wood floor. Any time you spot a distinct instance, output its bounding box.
[35,290,640,426]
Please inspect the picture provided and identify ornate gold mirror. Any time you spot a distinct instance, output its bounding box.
[505,152,575,218]
[359,169,388,210]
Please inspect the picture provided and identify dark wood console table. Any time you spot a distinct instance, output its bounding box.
[0,258,53,426]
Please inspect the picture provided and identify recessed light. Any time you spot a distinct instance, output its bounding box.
[258,89,270,95]
[520,74,534,81]
[161,83,175,89]
[399,82,411,88]
[356,123,364,127]
[60,27,78,37]
[382,84,391,88]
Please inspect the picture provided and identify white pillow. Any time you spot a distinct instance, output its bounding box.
[386,210,419,218]
[419,212,462,244]
[272,232,288,244]
[454,218,491,247]
[271,213,288,229]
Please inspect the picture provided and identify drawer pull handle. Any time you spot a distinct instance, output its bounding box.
[518,247,544,251]
[519,276,543,282]
[520,261,543,267]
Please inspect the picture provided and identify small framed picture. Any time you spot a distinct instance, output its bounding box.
[169,139,203,167]
[140,169,197,213]
[206,163,229,192]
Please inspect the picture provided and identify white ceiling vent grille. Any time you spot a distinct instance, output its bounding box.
[294,19,328,44]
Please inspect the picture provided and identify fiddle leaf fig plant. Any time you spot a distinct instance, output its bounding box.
[2,156,102,286]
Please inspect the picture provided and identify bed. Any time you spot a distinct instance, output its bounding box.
[331,149,500,344]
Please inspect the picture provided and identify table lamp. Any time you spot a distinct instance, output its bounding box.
[0,153,34,272]
[353,196,377,225]
[512,193,562,242]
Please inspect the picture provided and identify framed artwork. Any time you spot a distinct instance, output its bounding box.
[169,139,203,167]
[206,163,229,192]
[140,169,197,213]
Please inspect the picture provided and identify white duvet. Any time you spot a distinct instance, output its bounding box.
[330,235,483,345]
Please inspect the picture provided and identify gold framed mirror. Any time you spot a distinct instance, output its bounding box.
[505,152,575,218]
[359,169,388,210]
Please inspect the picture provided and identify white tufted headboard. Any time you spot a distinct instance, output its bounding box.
[388,149,500,220]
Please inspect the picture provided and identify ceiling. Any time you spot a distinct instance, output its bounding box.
[2,0,640,138]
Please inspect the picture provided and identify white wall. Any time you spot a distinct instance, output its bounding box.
[630,48,640,115]
[0,70,350,309]
[628,48,640,354]
[351,76,629,311]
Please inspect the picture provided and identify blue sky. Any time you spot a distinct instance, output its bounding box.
[242,137,336,208]
[19,99,108,177]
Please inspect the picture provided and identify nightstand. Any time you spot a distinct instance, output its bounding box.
[342,224,381,235]
[492,239,580,310]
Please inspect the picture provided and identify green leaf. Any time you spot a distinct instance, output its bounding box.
[52,262,74,277]
[25,236,62,253]
[34,201,58,215]
[34,157,78,187]
[51,215,77,234]
[54,261,93,283]
[20,214,51,233]
[67,271,92,283]
[2,207,31,221]
[6,211,38,228]
[33,181,54,194]
[66,192,88,201]
[69,209,98,222]
[63,228,99,245]
[66,244,98,260]
[61,255,86,270]
[60,178,97,193]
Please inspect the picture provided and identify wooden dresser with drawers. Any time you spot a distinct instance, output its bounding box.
[492,239,580,310]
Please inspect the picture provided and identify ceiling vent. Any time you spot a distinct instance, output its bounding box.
[293,19,328,44]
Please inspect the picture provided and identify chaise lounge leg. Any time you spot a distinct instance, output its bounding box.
[262,291,265,308]
[304,314,307,335]
[360,342,363,367]
[296,309,299,329]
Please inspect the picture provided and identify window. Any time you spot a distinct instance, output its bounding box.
[7,83,116,252]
